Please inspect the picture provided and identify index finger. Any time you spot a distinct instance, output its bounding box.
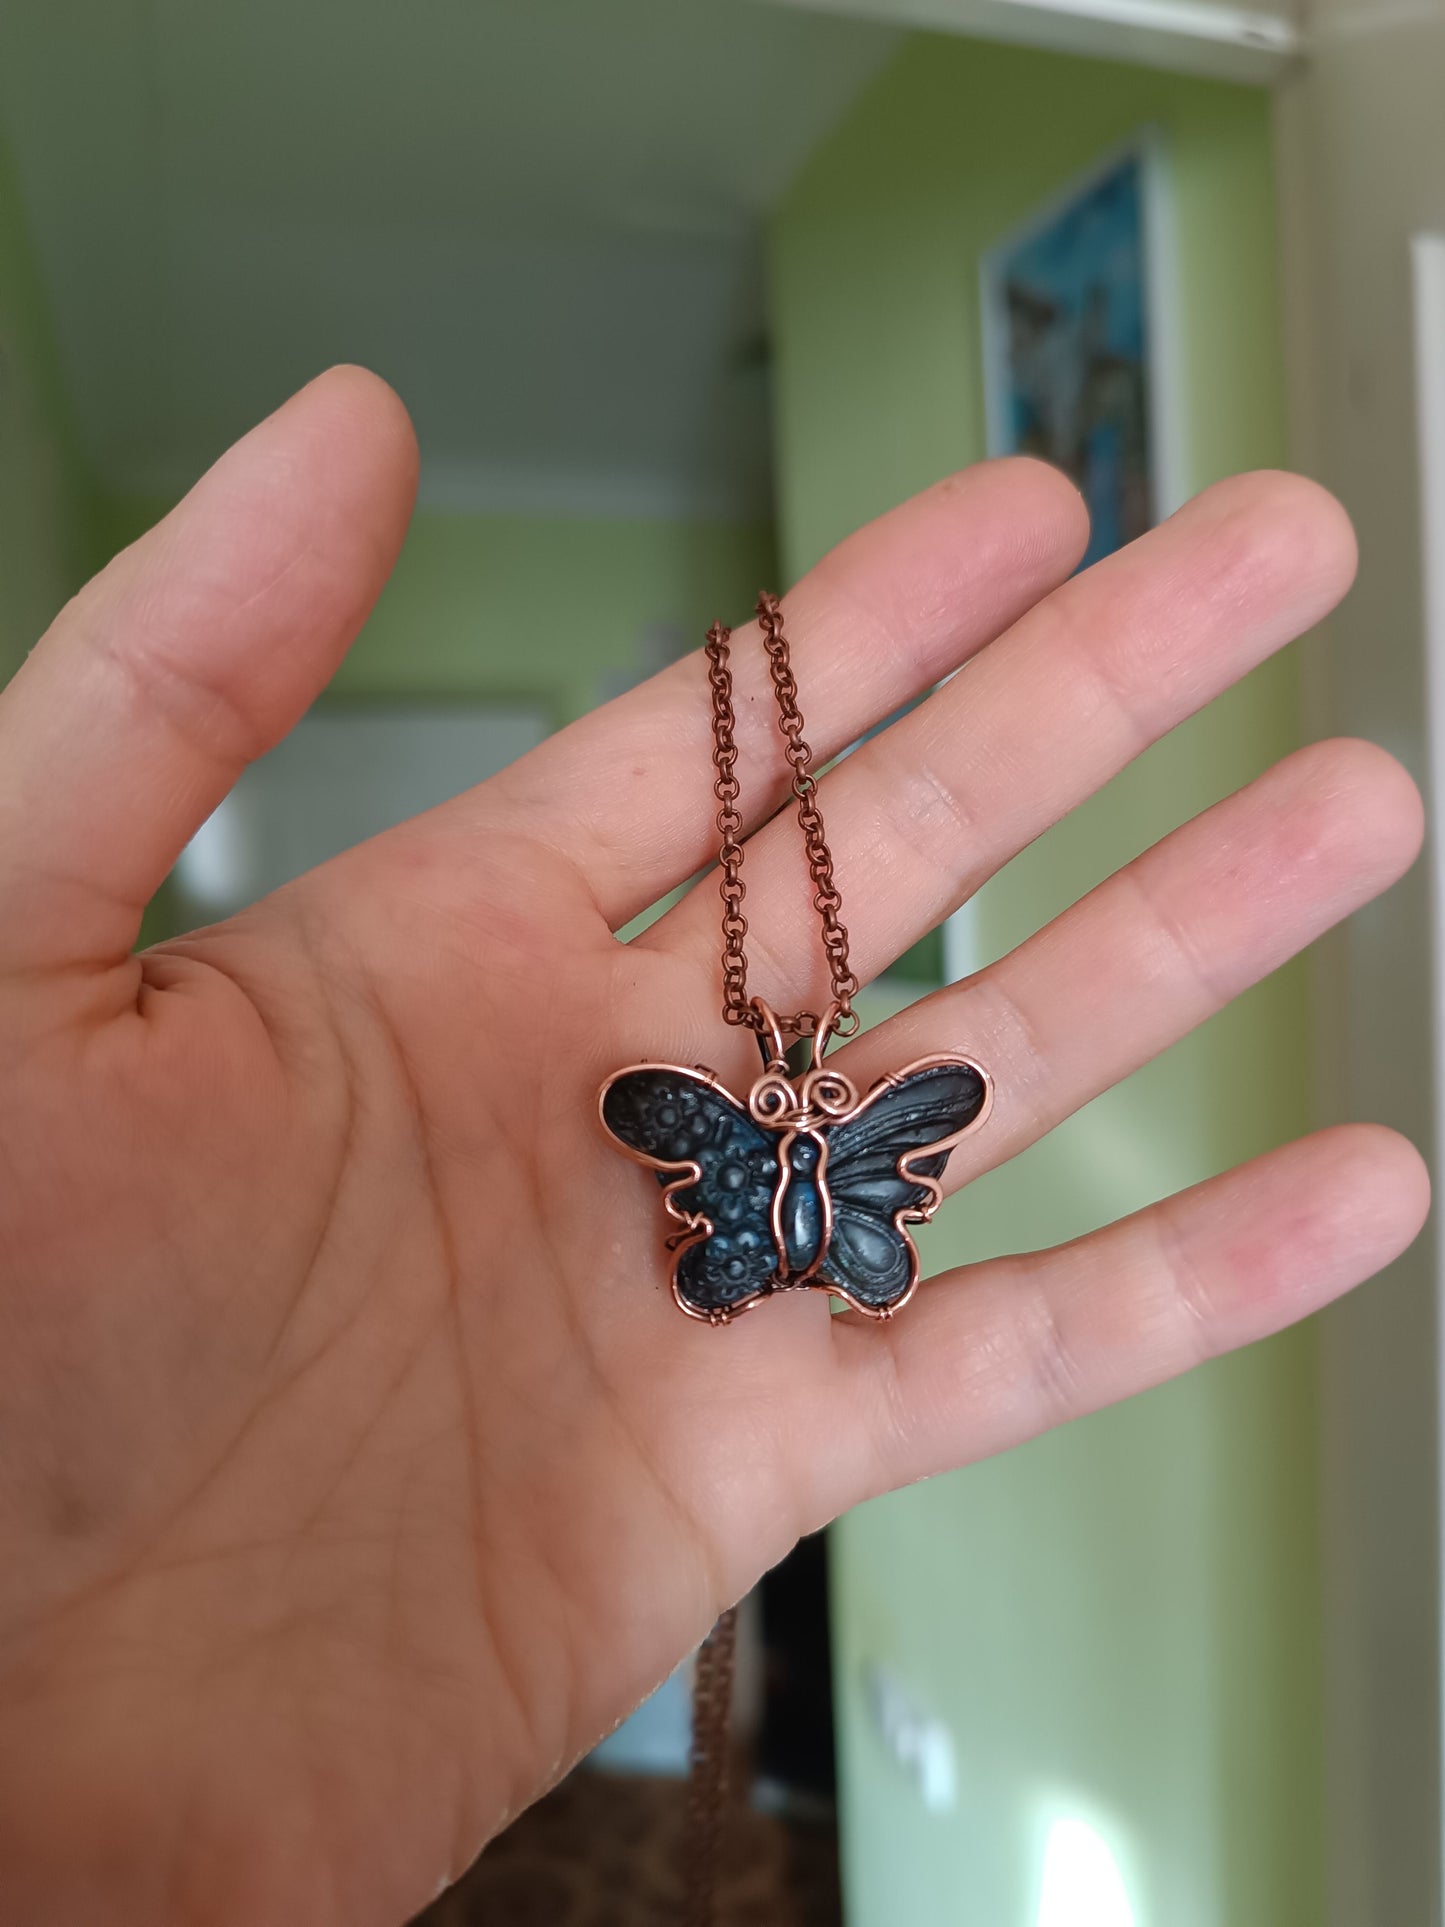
[483,458,1089,927]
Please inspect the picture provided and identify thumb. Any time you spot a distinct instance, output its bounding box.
[0,365,417,976]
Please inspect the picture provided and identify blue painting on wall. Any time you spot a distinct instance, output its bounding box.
[983,150,1156,570]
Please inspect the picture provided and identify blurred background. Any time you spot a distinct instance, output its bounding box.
[0,1,1439,1922]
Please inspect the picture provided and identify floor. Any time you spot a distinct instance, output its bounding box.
[415,1767,843,1927]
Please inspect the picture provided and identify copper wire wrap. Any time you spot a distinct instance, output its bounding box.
[684,1605,739,1927]
[704,591,860,1042]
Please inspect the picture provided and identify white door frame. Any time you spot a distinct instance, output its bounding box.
[1417,229,1445,1913]
[756,0,1299,83]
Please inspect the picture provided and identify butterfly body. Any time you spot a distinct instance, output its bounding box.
[599,1052,991,1323]
[776,1130,828,1281]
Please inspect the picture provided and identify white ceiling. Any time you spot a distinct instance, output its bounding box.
[0,0,899,519]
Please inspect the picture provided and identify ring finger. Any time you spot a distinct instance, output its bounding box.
[834,733,1421,1199]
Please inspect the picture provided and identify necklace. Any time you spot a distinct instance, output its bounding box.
[597,593,994,1924]
[599,590,993,1325]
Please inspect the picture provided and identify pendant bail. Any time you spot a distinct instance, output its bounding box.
[749,997,789,1071]
[808,999,851,1066]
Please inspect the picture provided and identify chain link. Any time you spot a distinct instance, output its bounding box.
[704,591,859,1042]
[703,623,751,1031]
[683,1605,738,1927]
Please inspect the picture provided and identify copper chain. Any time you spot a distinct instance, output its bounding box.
[684,594,855,1923]
[683,1605,738,1927]
[703,590,859,1042]
[683,595,858,1924]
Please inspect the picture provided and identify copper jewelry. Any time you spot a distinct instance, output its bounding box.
[598,590,994,1325]
[597,595,994,1927]
[682,1606,737,1927]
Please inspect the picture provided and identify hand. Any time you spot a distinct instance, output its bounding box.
[0,368,1425,1925]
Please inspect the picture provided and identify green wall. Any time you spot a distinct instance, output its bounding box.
[771,38,1315,1927]
[95,496,774,729]
[0,137,92,675]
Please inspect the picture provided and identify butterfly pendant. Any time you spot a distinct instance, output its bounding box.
[599,1023,992,1324]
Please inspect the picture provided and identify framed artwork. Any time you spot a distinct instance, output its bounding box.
[945,139,1181,988]
[980,136,1182,570]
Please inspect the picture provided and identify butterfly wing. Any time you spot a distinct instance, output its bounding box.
[600,1066,781,1319]
[820,1057,989,1313]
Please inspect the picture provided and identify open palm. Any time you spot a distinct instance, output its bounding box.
[0,370,1426,1926]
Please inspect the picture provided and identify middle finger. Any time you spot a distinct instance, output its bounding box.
[642,469,1357,1005]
